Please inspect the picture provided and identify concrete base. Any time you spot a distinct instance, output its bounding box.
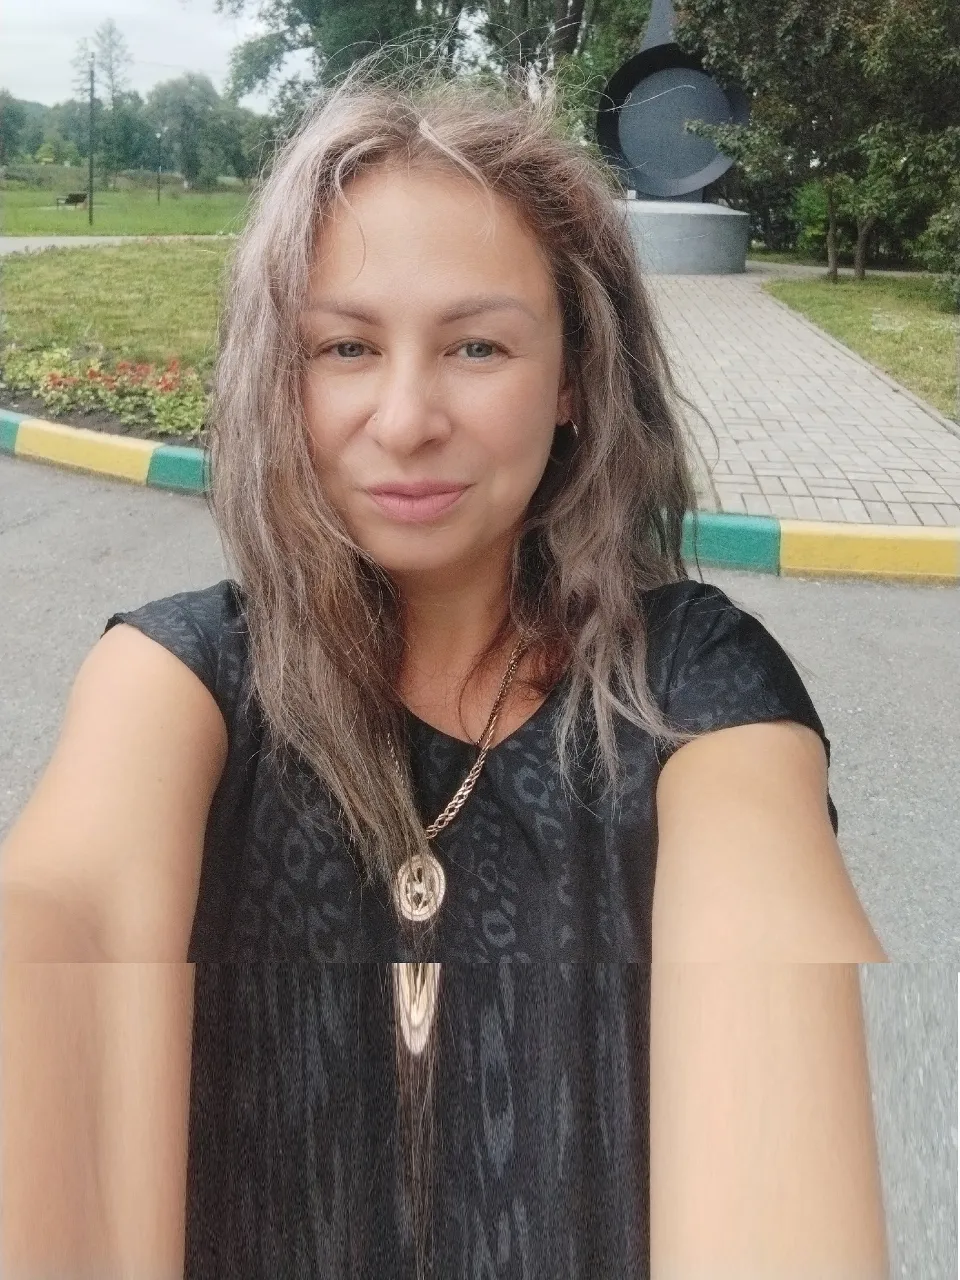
[619,199,749,274]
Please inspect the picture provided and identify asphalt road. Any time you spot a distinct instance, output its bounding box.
[0,453,956,1277]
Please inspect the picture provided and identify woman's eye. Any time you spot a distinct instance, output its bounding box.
[319,341,366,359]
[458,340,503,360]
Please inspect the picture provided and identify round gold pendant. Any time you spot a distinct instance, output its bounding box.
[394,850,446,923]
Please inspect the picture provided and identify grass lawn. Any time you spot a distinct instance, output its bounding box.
[1,186,252,236]
[1,241,234,374]
[763,273,960,421]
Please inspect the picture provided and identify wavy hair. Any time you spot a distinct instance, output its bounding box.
[206,39,713,1277]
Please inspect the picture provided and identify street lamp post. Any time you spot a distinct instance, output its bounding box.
[156,130,162,204]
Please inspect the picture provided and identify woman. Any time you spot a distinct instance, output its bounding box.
[1,50,889,1280]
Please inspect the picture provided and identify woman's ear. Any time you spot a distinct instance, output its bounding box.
[557,375,575,424]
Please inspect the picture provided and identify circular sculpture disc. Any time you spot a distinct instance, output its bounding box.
[619,66,732,185]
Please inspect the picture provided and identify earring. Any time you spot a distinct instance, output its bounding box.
[567,419,580,439]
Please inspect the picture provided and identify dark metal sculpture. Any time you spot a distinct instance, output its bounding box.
[595,0,749,202]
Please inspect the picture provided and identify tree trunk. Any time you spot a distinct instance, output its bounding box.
[553,0,587,59]
[443,0,466,62]
[854,216,875,281]
[825,185,839,282]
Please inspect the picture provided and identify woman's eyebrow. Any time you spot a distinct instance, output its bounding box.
[302,293,539,324]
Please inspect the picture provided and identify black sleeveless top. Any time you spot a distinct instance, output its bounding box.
[102,577,838,1280]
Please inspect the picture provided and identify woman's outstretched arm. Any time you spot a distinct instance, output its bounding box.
[650,719,890,1277]
[1,906,114,1278]
[1,938,195,1280]
[649,961,890,1280]
[1,622,225,1278]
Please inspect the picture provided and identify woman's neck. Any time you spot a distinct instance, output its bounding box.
[394,556,515,685]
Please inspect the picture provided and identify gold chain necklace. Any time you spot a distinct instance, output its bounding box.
[387,636,528,924]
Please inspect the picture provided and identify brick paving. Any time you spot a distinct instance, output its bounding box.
[646,265,960,526]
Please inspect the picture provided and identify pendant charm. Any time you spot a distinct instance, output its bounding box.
[392,962,442,1055]
[394,850,446,923]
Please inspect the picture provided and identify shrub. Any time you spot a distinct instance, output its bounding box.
[791,180,856,262]
[0,345,208,437]
[916,200,960,312]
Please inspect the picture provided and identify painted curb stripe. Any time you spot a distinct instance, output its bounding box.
[147,445,211,493]
[682,512,780,574]
[0,411,25,454]
[780,520,960,582]
[2,413,958,583]
[15,418,158,483]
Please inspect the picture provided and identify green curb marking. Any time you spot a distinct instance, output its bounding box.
[682,511,780,573]
[0,408,28,454]
[146,444,211,493]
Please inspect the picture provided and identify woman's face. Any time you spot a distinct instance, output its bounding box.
[299,164,574,580]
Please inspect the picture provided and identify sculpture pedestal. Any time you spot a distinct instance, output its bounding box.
[620,199,749,274]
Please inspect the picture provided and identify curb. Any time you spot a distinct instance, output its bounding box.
[2,407,958,585]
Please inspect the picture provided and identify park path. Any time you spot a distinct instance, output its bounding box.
[0,234,228,254]
[4,236,960,526]
[647,262,960,526]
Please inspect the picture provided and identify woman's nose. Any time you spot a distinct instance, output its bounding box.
[368,404,451,452]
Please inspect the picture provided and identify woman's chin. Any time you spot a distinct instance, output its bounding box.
[356,529,485,580]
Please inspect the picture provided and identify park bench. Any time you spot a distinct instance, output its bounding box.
[55,192,88,208]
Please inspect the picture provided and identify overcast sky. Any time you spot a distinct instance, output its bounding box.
[0,0,311,114]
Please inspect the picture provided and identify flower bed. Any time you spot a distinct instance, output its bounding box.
[0,345,208,441]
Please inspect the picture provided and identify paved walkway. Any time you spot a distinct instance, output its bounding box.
[648,263,960,526]
[4,236,960,526]
[0,234,231,254]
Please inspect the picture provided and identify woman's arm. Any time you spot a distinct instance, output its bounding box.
[98,961,196,1280]
[1,943,113,1278]
[1,941,196,1280]
[1,623,226,1277]
[649,962,890,1280]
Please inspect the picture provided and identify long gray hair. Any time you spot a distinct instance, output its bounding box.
[206,41,711,1277]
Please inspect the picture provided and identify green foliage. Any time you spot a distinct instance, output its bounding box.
[915,197,960,312]
[673,1,960,270]
[791,182,829,259]
[0,345,208,437]
[0,89,28,165]
[1,71,275,188]
[214,0,653,153]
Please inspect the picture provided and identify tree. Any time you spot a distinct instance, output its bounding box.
[672,1,887,280]
[673,0,960,280]
[213,0,652,137]
[48,98,100,162]
[0,90,27,165]
[146,75,227,188]
[849,0,960,276]
[70,20,135,183]
[215,0,474,108]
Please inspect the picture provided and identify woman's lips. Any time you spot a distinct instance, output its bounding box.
[366,487,469,522]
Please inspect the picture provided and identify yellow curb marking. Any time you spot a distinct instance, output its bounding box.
[780,520,960,582]
[15,419,159,484]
